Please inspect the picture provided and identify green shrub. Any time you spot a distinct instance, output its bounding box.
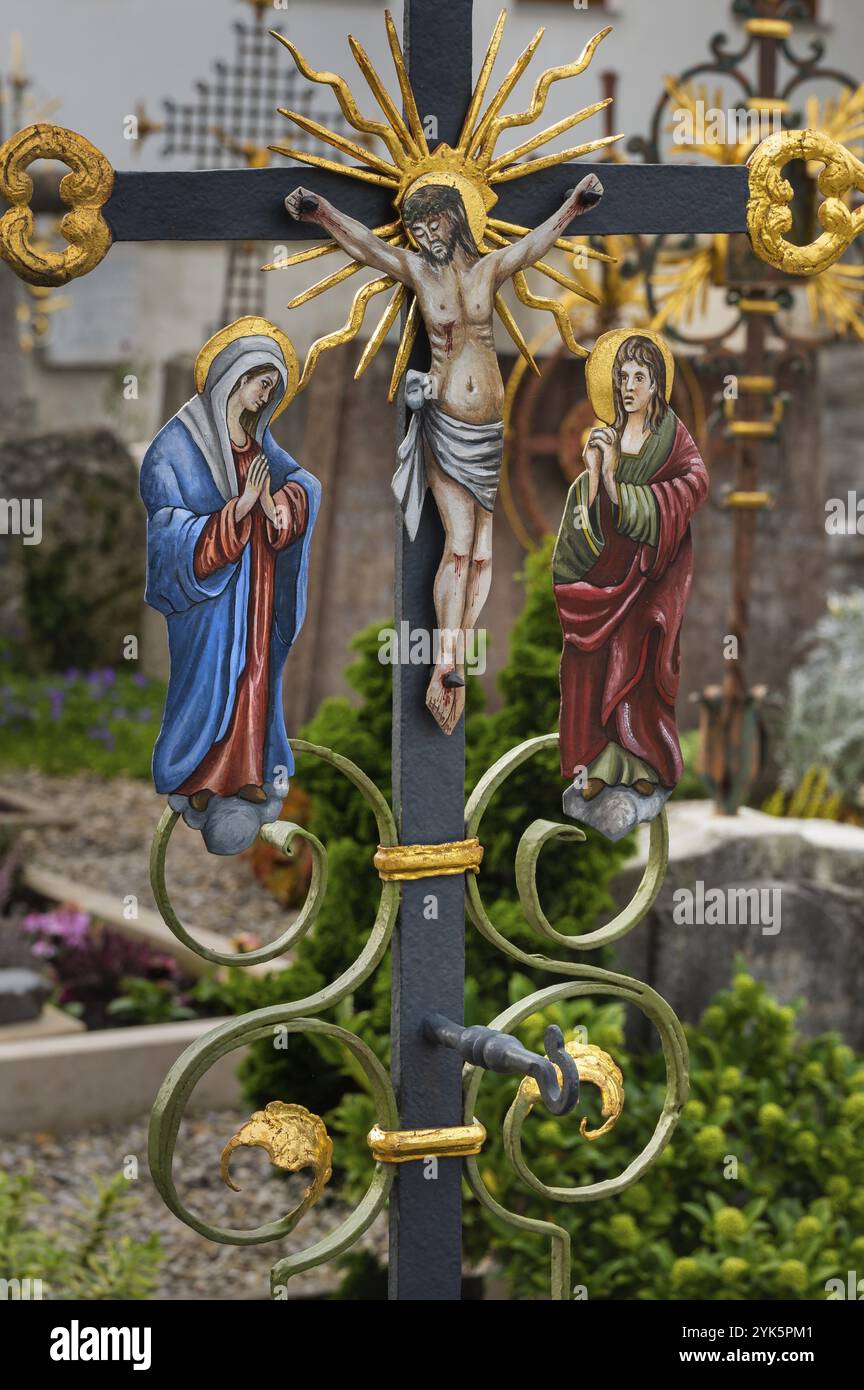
[106,977,198,1026]
[325,968,864,1300]
[673,729,709,801]
[0,1170,162,1300]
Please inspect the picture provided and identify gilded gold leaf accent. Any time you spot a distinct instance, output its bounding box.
[519,1041,625,1140]
[0,123,113,286]
[220,1101,333,1223]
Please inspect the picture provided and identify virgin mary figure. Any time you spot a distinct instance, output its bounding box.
[552,329,708,841]
[140,317,320,854]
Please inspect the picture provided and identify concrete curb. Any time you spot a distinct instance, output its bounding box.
[0,1018,246,1136]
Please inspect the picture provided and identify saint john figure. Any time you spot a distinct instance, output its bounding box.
[140,328,320,854]
[552,333,708,838]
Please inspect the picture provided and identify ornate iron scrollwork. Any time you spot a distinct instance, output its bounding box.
[148,731,685,1300]
[461,733,688,1299]
[148,739,401,1297]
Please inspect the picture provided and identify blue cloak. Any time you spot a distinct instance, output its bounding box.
[140,417,321,794]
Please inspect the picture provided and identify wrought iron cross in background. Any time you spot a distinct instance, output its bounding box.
[134,0,353,326]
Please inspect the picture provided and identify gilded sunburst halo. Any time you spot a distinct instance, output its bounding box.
[261,9,623,399]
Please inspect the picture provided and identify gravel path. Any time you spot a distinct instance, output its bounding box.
[6,770,296,943]
[4,1110,386,1301]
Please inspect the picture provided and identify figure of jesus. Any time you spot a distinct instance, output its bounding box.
[285,173,604,733]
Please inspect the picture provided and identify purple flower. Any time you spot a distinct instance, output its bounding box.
[31,939,56,959]
[22,907,91,947]
[132,673,148,688]
[86,726,116,751]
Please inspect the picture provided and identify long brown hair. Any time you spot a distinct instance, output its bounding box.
[229,364,280,437]
[612,336,668,436]
[402,184,479,264]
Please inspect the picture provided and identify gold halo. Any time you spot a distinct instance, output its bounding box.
[585,328,675,426]
[194,315,299,422]
[401,171,489,248]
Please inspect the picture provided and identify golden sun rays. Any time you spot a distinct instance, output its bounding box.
[264,9,622,398]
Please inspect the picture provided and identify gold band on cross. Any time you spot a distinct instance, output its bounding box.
[367,1122,487,1162]
[374,838,484,881]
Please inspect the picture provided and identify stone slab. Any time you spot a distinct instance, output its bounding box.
[610,801,864,1050]
[0,1002,86,1042]
[0,1018,245,1136]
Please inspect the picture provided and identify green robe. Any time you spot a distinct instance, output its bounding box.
[552,409,677,788]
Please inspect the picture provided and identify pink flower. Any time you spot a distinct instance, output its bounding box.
[21,906,91,947]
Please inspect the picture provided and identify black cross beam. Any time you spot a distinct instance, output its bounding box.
[105,163,748,242]
[390,0,471,1305]
[87,0,752,1302]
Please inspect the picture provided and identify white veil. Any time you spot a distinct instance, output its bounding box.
[175,335,288,499]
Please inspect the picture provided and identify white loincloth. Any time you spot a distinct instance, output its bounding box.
[393,370,504,541]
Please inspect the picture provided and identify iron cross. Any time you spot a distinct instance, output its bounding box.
[1,0,853,1304]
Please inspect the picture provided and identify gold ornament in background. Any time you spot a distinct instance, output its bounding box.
[804,85,864,167]
[220,1101,333,1227]
[663,76,760,167]
[211,127,272,170]
[798,89,864,337]
[264,8,623,398]
[650,80,864,342]
[0,123,114,286]
[519,1041,625,1141]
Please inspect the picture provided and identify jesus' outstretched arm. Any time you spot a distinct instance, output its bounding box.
[285,187,417,287]
[488,172,605,291]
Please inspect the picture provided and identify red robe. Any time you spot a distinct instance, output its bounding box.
[554,416,708,788]
[176,437,308,797]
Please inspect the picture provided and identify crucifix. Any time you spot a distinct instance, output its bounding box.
[283,169,604,731]
[0,0,856,1304]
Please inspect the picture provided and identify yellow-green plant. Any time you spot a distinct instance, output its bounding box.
[763,765,848,821]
